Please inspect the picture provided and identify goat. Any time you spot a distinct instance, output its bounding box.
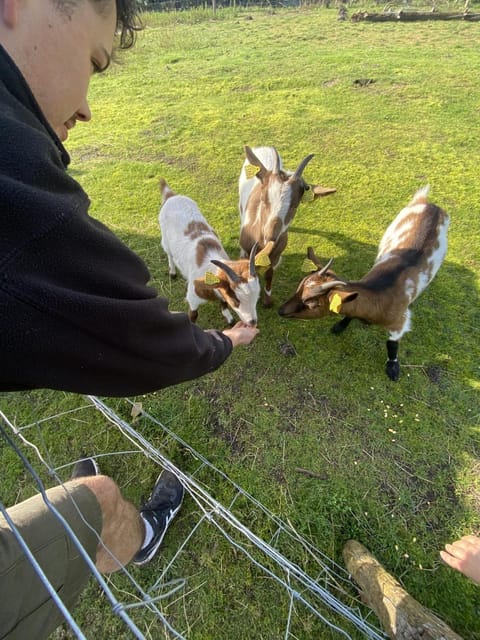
[278,186,449,380]
[238,145,336,308]
[159,179,272,326]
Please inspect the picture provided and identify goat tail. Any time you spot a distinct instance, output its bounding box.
[409,184,430,206]
[159,178,176,203]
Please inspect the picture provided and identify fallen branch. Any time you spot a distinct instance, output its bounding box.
[342,540,464,639]
[351,10,480,22]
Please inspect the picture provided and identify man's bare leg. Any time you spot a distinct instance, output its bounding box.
[74,475,144,573]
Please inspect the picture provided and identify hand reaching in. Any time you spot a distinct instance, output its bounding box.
[440,535,480,583]
[222,322,259,347]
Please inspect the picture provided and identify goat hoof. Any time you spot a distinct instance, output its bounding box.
[169,273,177,279]
[386,360,400,381]
[263,299,273,309]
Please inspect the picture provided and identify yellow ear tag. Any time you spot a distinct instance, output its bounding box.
[303,187,315,202]
[255,253,271,268]
[329,293,342,314]
[245,164,260,179]
[301,258,318,273]
[205,271,221,285]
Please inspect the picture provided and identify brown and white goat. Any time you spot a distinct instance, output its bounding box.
[238,145,336,308]
[159,179,272,326]
[278,186,449,380]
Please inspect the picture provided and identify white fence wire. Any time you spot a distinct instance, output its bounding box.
[0,395,387,640]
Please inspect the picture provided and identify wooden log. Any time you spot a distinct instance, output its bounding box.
[342,539,464,640]
[351,10,480,22]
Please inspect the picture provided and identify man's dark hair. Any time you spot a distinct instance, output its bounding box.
[56,1,143,49]
[113,0,143,49]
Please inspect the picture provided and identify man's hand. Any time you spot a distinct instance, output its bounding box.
[222,322,259,347]
[440,535,480,583]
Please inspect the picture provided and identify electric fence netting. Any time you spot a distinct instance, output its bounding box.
[0,394,387,640]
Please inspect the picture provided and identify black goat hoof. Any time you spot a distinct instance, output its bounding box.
[386,360,400,381]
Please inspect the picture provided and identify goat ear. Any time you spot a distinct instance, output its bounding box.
[306,246,323,267]
[310,184,337,199]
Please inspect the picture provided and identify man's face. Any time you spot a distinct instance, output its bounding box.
[17,1,117,142]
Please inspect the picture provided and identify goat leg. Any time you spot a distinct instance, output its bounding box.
[386,339,400,381]
[331,316,352,334]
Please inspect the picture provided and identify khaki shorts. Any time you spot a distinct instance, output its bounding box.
[0,482,102,640]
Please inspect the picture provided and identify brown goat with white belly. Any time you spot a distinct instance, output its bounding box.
[278,186,449,380]
[238,145,336,308]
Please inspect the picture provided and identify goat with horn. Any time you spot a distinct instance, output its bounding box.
[159,179,272,326]
[238,145,336,308]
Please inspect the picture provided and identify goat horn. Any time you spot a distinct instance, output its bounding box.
[318,257,334,275]
[291,154,314,180]
[303,279,346,304]
[317,280,347,293]
[249,242,259,277]
[211,259,241,284]
[272,148,281,175]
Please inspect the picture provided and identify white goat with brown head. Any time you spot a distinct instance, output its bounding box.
[238,145,336,308]
[278,186,449,380]
[159,179,272,326]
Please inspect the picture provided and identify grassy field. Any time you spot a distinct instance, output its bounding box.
[1,5,479,639]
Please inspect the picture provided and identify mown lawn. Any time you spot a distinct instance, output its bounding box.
[1,5,479,639]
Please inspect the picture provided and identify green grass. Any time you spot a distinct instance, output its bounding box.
[2,6,480,639]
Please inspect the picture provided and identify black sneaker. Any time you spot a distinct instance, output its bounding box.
[71,456,100,479]
[133,469,184,566]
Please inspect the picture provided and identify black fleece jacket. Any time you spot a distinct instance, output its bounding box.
[0,45,232,397]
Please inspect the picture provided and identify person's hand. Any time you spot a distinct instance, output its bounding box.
[440,535,480,583]
[222,322,259,347]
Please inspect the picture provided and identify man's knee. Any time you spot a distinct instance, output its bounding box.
[71,475,121,522]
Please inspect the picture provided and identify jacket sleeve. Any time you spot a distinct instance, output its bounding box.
[0,170,233,397]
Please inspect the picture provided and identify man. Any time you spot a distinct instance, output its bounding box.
[0,1,258,637]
